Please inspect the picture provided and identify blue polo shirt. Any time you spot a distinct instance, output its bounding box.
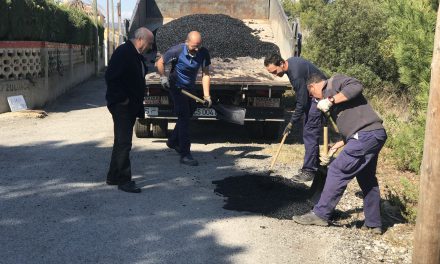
[162,43,211,89]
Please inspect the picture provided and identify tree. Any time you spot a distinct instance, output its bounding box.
[412,5,440,263]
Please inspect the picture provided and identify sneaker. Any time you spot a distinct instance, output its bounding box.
[361,224,382,235]
[180,154,199,166]
[166,141,181,154]
[291,169,316,182]
[292,211,329,226]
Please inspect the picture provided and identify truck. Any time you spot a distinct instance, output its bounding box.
[129,0,300,139]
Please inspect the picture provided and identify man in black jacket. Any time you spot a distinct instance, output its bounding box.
[265,54,326,182]
[105,27,154,193]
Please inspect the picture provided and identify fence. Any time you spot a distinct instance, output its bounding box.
[0,41,104,113]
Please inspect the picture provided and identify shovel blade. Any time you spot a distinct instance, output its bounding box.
[213,104,246,125]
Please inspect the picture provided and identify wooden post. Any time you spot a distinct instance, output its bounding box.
[412,6,440,264]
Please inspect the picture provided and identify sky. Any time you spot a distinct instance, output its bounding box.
[86,0,137,21]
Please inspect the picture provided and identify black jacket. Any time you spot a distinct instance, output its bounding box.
[285,57,326,124]
[105,40,147,118]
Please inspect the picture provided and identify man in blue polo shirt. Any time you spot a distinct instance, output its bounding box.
[157,31,212,166]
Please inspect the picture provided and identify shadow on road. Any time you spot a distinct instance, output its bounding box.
[0,141,249,263]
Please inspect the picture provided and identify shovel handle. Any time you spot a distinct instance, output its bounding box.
[323,125,329,156]
[324,111,339,133]
[180,89,205,104]
[270,132,289,171]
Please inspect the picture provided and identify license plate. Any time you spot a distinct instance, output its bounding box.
[144,96,169,105]
[251,97,280,107]
[145,107,158,116]
[193,108,216,117]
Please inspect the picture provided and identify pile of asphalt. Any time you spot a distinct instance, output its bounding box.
[213,174,312,219]
[155,14,280,59]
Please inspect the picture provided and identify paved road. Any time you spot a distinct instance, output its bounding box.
[0,77,357,264]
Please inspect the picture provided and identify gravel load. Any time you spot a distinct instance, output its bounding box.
[156,14,280,59]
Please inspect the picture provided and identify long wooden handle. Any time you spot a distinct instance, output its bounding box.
[180,89,205,104]
[324,111,339,133]
[269,132,288,170]
[323,125,328,156]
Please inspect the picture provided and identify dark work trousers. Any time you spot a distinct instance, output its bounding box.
[302,99,323,172]
[106,104,137,185]
[313,129,387,227]
[168,87,197,157]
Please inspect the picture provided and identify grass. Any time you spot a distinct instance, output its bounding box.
[262,142,304,165]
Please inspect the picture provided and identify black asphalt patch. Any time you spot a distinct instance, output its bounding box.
[213,174,313,220]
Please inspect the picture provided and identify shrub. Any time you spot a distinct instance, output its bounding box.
[388,114,425,173]
[299,0,399,84]
[384,0,436,102]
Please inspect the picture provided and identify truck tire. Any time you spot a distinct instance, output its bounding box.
[152,119,168,138]
[135,119,151,138]
[263,122,281,140]
[246,122,264,139]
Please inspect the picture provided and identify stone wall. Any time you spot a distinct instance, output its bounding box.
[0,41,104,113]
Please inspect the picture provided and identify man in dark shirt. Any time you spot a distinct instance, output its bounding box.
[264,54,326,182]
[156,31,212,166]
[292,74,387,234]
[105,27,154,193]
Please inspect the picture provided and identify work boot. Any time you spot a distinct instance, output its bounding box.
[107,180,135,186]
[291,169,316,182]
[106,179,119,186]
[180,154,199,166]
[166,141,181,154]
[292,211,329,226]
[361,224,383,235]
[118,181,141,193]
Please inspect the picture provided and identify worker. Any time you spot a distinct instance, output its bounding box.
[105,27,154,193]
[264,54,326,182]
[156,31,212,166]
[292,74,387,234]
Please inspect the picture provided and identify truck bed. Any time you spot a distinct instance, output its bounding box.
[145,19,291,87]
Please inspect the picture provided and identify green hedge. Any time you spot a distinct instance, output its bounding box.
[0,0,10,39]
[1,0,103,46]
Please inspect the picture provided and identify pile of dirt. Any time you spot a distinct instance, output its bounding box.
[155,14,280,59]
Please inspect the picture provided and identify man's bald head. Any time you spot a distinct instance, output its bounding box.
[131,27,154,53]
[187,31,202,42]
[185,31,202,55]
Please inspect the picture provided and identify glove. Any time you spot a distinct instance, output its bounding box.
[160,76,170,89]
[319,147,337,166]
[317,98,333,112]
[203,96,212,108]
[283,122,293,135]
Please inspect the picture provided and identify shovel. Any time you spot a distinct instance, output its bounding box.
[309,113,336,204]
[267,129,290,175]
[180,89,246,125]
